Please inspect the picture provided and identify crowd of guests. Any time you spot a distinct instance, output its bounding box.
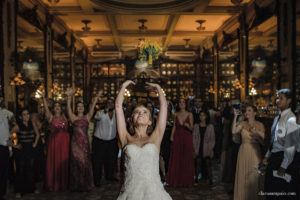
[0,87,300,200]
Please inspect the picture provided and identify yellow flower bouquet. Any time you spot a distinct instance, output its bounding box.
[138,40,162,66]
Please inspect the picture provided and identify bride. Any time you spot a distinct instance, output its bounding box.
[115,80,172,200]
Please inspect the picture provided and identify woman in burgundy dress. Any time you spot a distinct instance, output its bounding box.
[167,98,195,187]
[66,88,102,191]
[42,94,70,192]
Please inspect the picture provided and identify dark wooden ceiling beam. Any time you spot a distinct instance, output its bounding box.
[163,15,180,50]
[51,6,241,15]
[75,30,214,37]
[106,15,121,50]
[77,0,93,12]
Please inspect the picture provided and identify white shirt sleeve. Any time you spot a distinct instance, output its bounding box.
[280,118,298,169]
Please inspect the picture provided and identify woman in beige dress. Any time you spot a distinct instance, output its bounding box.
[232,105,265,200]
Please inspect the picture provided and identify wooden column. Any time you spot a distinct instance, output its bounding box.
[277,0,296,93]
[2,0,17,109]
[44,13,53,98]
[70,35,76,108]
[239,13,249,102]
[0,0,4,97]
[83,48,89,102]
[213,36,219,108]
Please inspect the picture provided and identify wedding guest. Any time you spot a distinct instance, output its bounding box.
[263,89,299,200]
[42,94,70,192]
[92,98,119,187]
[167,98,194,187]
[232,105,265,200]
[66,88,102,191]
[193,110,215,184]
[11,108,39,198]
[0,96,14,200]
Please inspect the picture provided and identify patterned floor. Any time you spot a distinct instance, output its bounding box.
[4,161,233,200]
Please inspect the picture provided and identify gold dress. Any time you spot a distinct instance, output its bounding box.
[234,128,263,200]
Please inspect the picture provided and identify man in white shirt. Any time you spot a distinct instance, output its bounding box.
[0,97,14,200]
[92,98,118,187]
[263,89,299,200]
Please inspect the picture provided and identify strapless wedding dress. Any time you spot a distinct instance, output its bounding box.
[117,143,172,200]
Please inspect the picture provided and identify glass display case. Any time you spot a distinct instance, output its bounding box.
[90,63,126,101]
[160,62,195,101]
[219,58,239,101]
[52,62,71,101]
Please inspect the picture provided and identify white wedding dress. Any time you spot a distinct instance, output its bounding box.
[117,143,172,200]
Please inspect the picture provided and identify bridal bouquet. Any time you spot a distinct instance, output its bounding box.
[138,40,162,66]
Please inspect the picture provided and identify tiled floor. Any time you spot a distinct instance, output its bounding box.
[5,182,232,200]
[4,161,233,200]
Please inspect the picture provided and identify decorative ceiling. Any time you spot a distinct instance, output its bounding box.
[17,0,284,59]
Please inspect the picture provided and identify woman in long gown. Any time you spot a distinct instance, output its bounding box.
[232,105,265,200]
[167,98,194,187]
[42,95,70,192]
[115,80,172,200]
[66,89,102,191]
[11,108,40,198]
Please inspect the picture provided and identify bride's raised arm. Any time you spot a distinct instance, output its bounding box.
[115,80,135,147]
[147,83,168,143]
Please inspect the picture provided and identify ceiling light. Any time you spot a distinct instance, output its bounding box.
[82,19,91,31]
[267,39,274,48]
[196,20,206,31]
[95,39,102,49]
[183,39,190,49]
[138,19,148,32]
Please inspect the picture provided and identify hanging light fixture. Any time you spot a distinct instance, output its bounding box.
[208,85,216,94]
[183,39,190,49]
[195,20,206,31]
[10,73,26,86]
[138,19,148,32]
[82,20,91,31]
[233,77,243,89]
[249,87,257,96]
[95,39,102,49]
[219,85,225,94]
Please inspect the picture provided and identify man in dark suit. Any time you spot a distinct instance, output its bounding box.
[192,98,204,124]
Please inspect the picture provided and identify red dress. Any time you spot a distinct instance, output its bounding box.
[167,115,195,187]
[45,116,70,191]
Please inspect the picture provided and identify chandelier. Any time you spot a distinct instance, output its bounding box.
[208,85,216,94]
[10,73,26,86]
[75,88,83,97]
[219,85,225,94]
[233,77,243,89]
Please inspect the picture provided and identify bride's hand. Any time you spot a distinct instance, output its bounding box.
[145,82,161,91]
[122,80,135,88]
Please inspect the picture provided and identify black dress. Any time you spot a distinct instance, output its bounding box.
[14,121,36,194]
